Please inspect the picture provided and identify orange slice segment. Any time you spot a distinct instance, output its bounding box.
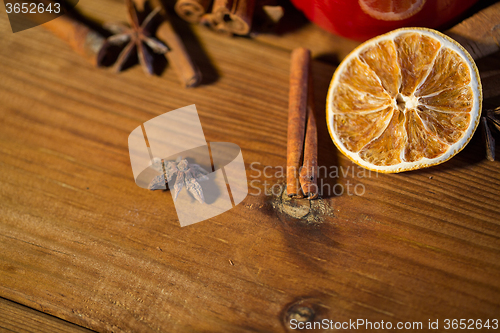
[327,28,482,173]
[333,106,394,152]
[358,109,406,166]
[395,32,441,96]
[359,40,401,98]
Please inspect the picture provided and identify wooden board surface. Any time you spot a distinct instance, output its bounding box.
[1,1,500,332]
[0,297,94,333]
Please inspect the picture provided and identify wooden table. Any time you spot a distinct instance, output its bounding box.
[1,1,500,332]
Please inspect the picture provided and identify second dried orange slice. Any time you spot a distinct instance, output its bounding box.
[327,28,482,173]
[359,0,426,21]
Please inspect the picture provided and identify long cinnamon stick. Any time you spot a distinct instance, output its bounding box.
[134,0,201,87]
[287,48,310,198]
[157,19,202,87]
[174,0,212,24]
[299,69,318,199]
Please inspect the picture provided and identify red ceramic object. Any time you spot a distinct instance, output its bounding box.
[289,0,480,41]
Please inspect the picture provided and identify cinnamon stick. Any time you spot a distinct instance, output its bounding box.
[134,0,201,87]
[43,15,108,67]
[299,69,318,199]
[157,19,202,87]
[228,0,255,35]
[20,1,107,66]
[199,13,219,30]
[174,0,212,24]
[211,0,233,33]
[211,0,255,35]
[287,48,310,198]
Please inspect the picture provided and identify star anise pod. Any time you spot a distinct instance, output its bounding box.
[481,106,500,161]
[104,0,169,75]
[148,157,210,204]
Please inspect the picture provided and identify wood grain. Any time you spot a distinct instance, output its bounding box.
[0,1,500,332]
[446,1,500,60]
[0,297,94,333]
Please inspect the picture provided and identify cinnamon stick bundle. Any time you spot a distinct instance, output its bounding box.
[178,0,282,36]
[287,47,318,199]
[174,0,212,24]
[210,0,232,33]
[206,0,256,35]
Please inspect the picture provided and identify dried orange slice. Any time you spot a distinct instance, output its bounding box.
[359,0,426,21]
[327,28,482,173]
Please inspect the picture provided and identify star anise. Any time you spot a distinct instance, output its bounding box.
[481,106,500,161]
[148,157,210,203]
[104,0,169,75]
